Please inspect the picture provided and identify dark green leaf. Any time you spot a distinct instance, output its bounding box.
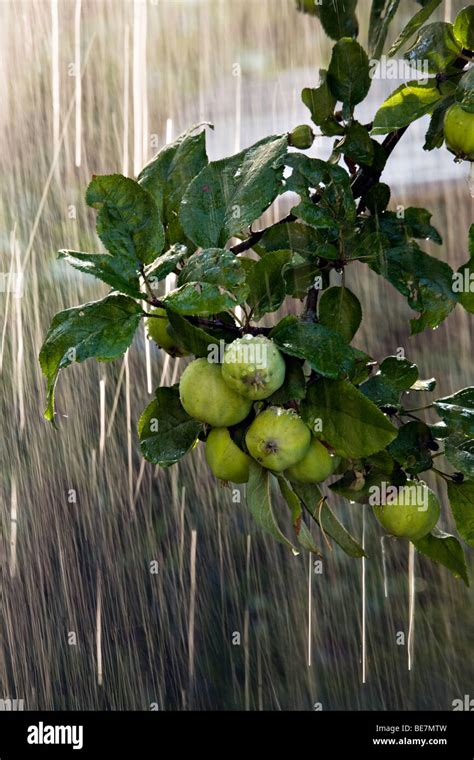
[365,182,391,215]
[284,260,320,298]
[434,387,474,436]
[144,244,188,283]
[454,5,474,49]
[287,154,356,229]
[455,67,474,113]
[180,134,287,248]
[85,174,164,265]
[368,242,457,334]
[296,0,358,40]
[327,38,371,108]
[414,527,469,585]
[58,249,143,300]
[360,375,402,409]
[301,379,397,457]
[277,476,322,554]
[388,421,434,474]
[445,434,474,479]
[40,294,142,422]
[372,81,445,134]
[402,207,442,244]
[138,385,202,466]
[301,70,338,128]
[404,22,462,74]
[318,286,362,342]
[255,221,325,259]
[370,0,401,59]
[379,356,419,390]
[245,250,293,317]
[178,248,247,298]
[163,283,237,316]
[166,309,218,358]
[292,482,366,557]
[447,479,474,547]
[388,0,442,56]
[138,125,208,247]
[456,259,474,313]
[271,316,360,379]
[268,356,306,404]
[336,122,374,165]
[247,462,297,551]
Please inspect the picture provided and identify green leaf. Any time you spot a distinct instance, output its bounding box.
[163,282,237,316]
[445,434,474,479]
[58,249,143,300]
[301,70,338,128]
[379,356,419,390]
[144,244,188,283]
[335,122,374,165]
[138,125,208,247]
[245,250,292,317]
[455,67,474,113]
[287,154,357,229]
[292,482,366,557]
[178,248,247,296]
[301,379,397,458]
[246,462,297,551]
[180,134,287,248]
[456,259,474,313]
[388,0,442,57]
[368,242,457,334]
[255,221,325,259]
[277,476,322,554]
[424,95,455,150]
[138,385,202,466]
[447,480,474,547]
[388,421,434,474]
[402,207,442,244]
[360,375,402,409]
[434,388,474,436]
[40,294,142,422]
[296,0,358,40]
[412,377,436,391]
[268,356,306,404]
[318,286,362,342]
[166,309,218,358]
[404,22,462,74]
[327,38,371,108]
[370,0,401,59]
[372,81,444,134]
[85,174,164,265]
[270,316,361,379]
[365,183,391,215]
[414,527,469,585]
[284,259,320,299]
[454,4,474,49]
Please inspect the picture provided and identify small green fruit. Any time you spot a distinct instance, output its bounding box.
[222,335,286,400]
[444,103,474,161]
[179,358,252,427]
[146,308,190,357]
[205,428,251,483]
[288,124,314,150]
[245,406,311,472]
[286,438,334,484]
[372,481,440,541]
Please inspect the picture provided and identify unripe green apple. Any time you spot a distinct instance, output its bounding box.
[372,481,440,541]
[145,307,190,357]
[245,406,311,472]
[288,124,314,150]
[222,335,286,400]
[179,358,252,427]
[444,104,474,161]
[205,428,251,483]
[286,438,334,483]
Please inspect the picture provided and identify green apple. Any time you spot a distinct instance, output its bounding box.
[222,335,286,400]
[145,307,190,357]
[444,103,474,161]
[205,428,251,483]
[179,358,252,427]
[286,437,334,483]
[288,124,314,149]
[245,406,311,472]
[372,481,440,541]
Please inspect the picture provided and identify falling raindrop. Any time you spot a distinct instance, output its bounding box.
[468,163,474,198]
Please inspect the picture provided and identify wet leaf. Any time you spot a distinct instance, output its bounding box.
[138,385,202,466]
